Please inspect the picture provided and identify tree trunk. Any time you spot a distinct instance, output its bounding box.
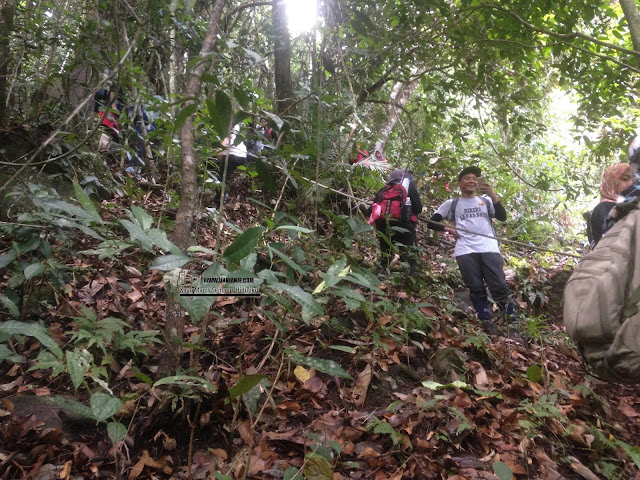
[0,0,15,126]
[159,0,226,377]
[377,78,420,152]
[620,0,640,64]
[172,0,226,251]
[272,0,294,115]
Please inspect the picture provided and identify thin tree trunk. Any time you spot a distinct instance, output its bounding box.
[159,0,226,378]
[620,0,640,64]
[172,0,226,251]
[272,0,294,115]
[0,0,15,125]
[377,78,420,152]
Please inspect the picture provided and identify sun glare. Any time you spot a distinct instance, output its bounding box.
[285,0,318,36]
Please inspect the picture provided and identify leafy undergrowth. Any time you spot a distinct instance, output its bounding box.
[1,178,640,480]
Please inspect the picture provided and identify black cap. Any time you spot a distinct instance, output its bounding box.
[458,166,482,180]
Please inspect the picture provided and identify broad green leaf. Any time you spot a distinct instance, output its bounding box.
[0,321,63,359]
[73,182,102,224]
[493,461,513,480]
[14,237,40,254]
[45,200,98,223]
[133,372,154,386]
[210,90,232,138]
[119,220,154,251]
[50,395,93,419]
[173,103,199,133]
[24,263,46,280]
[214,473,233,480]
[329,345,356,354]
[263,111,284,130]
[0,249,16,269]
[267,245,306,275]
[267,282,324,319]
[313,259,349,294]
[80,240,132,259]
[422,380,469,390]
[228,374,269,399]
[289,352,352,380]
[283,467,301,480]
[274,225,314,234]
[223,227,264,264]
[66,349,92,391]
[129,205,153,230]
[0,344,23,363]
[151,254,191,271]
[90,392,122,422]
[178,295,215,323]
[107,421,127,443]
[0,295,19,319]
[31,351,65,376]
[55,218,105,241]
[187,245,217,256]
[148,229,182,255]
[153,375,216,392]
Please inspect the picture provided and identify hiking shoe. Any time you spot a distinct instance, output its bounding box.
[480,319,500,335]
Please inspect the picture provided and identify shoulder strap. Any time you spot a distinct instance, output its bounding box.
[449,198,459,225]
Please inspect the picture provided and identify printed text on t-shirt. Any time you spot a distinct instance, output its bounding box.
[459,206,487,222]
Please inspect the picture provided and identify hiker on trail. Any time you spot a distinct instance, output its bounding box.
[369,169,422,275]
[94,87,124,154]
[374,148,387,163]
[214,123,248,180]
[588,163,633,248]
[427,166,514,328]
[604,136,640,232]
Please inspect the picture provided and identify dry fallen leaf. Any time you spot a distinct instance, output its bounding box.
[352,364,372,407]
[294,365,311,384]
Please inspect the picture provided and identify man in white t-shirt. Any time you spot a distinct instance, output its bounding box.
[216,123,248,179]
[428,166,514,327]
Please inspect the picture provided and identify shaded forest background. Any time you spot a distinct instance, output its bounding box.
[2,0,640,479]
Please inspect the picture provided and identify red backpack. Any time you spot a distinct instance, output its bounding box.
[372,182,407,224]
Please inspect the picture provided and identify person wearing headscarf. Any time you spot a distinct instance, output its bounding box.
[590,163,633,247]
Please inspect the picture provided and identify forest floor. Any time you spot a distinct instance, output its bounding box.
[1,171,640,480]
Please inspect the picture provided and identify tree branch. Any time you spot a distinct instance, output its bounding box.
[490,4,640,58]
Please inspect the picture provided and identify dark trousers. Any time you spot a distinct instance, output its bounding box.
[376,220,418,273]
[213,154,248,182]
[456,252,510,312]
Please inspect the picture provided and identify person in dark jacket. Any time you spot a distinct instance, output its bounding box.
[427,166,514,328]
[374,169,423,275]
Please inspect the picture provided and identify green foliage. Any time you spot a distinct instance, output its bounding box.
[50,392,127,444]
[288,350,353,380]
[68,306,161,358]
[365,417,408,448]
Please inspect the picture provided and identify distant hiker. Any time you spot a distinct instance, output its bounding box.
[369,169,422,275]
[427,166,514,329]
[350,144,369,165]
[588,163,632,248]
[214,123,248,180]
[95,87,125,155]
[260,118,275,144]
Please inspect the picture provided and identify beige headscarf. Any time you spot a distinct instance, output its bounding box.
[600,163,631,203]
